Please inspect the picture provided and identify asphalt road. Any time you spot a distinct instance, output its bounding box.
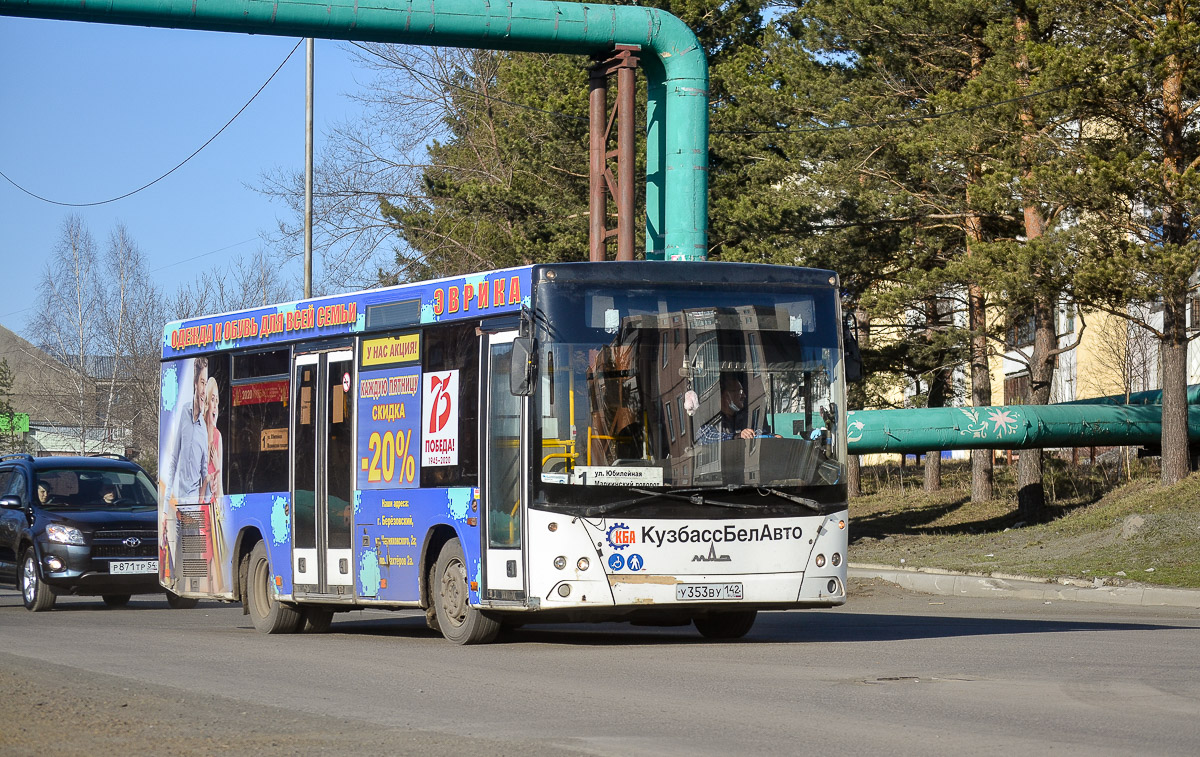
[1,578,1198,757]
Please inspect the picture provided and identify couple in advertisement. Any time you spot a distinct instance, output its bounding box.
[163,356,223,504]
[160,356,226,595]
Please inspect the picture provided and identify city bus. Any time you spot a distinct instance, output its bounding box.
[158,261,852,643]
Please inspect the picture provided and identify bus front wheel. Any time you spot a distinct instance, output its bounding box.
[247,541,303,634]
[432,538,499,645]
[694,610,757,640]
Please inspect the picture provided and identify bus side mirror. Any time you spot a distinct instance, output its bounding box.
[510,337,536,396]
[842,322,863,383]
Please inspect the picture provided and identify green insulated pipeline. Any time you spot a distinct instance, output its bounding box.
[846,403,1200,456]
[0,0,710,260]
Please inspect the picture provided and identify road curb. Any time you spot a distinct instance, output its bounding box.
[849,563,1200,608]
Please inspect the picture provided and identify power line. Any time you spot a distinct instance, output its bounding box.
[148,237,260,273]
[0,39,304,207]
[0,236,261,323]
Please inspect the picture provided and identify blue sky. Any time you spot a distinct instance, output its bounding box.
[0,16,368,335]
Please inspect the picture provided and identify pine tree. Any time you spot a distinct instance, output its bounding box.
[1068,0,1200,485]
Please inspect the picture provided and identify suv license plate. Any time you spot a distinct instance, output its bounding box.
[110,560,158,575]
[676,583,743,601]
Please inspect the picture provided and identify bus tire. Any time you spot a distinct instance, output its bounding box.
[432,538,499,645]
[165,590,199,610]
[424,560,442,632]
[694,610,757,640]
[303,608,335,633]
[21,548,56,612]
[247,541,303,634]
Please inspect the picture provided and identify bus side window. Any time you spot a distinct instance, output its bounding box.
[227,351,290,495]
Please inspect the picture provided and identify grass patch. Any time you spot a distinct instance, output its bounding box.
[849,457,1200,589]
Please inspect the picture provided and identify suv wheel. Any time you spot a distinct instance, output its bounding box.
[21,548,56,612]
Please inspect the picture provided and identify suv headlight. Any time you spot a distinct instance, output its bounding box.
[46,524,86,545]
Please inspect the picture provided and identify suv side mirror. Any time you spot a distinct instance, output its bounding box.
[0,494,22,510]
[510,337,537,396]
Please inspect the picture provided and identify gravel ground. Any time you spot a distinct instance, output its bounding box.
[0,654,584,757]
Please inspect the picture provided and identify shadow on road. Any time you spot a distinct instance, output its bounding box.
[324,608,1183,646]
[2,587,1185,646]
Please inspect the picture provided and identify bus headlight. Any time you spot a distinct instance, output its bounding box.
[553,556,567,570]
[831,552,842,567]
[577,557,590,571]
[814,553,826,568]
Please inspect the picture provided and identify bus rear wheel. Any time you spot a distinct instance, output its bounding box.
[303,608,335,633]
[432,538,499,645]
[247,541,303,634]
[694,610,757,640]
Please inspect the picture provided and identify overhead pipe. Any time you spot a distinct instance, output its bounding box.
[0,0,709,260]
[1056,384,1200,406]
[846,403,1200,456]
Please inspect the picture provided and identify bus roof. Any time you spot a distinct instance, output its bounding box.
[162,264,535,360]
[161,261,838,360]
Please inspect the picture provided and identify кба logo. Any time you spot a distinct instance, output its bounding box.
[606,522,636,551]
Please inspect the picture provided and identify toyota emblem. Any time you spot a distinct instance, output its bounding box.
[123,537,142,548]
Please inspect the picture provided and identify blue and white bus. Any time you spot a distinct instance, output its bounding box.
[158,261,850,643]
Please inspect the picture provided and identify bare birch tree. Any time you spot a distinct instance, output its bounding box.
[26,215,102,454]
[169,249,295,322]
[256,43,475,293]
[96,224,167,463]
[24,217,165,462]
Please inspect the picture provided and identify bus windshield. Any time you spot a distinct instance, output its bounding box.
[534,282,845,502]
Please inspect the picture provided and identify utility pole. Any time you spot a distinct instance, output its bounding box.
[304,37,314,299]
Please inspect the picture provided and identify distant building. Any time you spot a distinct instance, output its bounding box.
[0,324,124,456]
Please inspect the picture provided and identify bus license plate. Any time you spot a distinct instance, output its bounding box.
[109,560,157,575]
[676,583,743,601]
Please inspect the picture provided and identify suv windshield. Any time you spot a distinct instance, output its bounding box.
[36,467,157,509]
[533,281,846,507]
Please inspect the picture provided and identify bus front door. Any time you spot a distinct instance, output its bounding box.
[481,330,525,602]
[292,349,356,599]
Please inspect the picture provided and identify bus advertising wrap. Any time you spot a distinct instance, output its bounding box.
[357,364,422,490]
[161,268,532,359]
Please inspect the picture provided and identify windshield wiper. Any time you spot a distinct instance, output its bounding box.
[746,486,825,513]
[580,486,779,517]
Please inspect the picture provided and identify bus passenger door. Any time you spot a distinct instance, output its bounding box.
[292,348,356,598]
[481,330,525,600]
